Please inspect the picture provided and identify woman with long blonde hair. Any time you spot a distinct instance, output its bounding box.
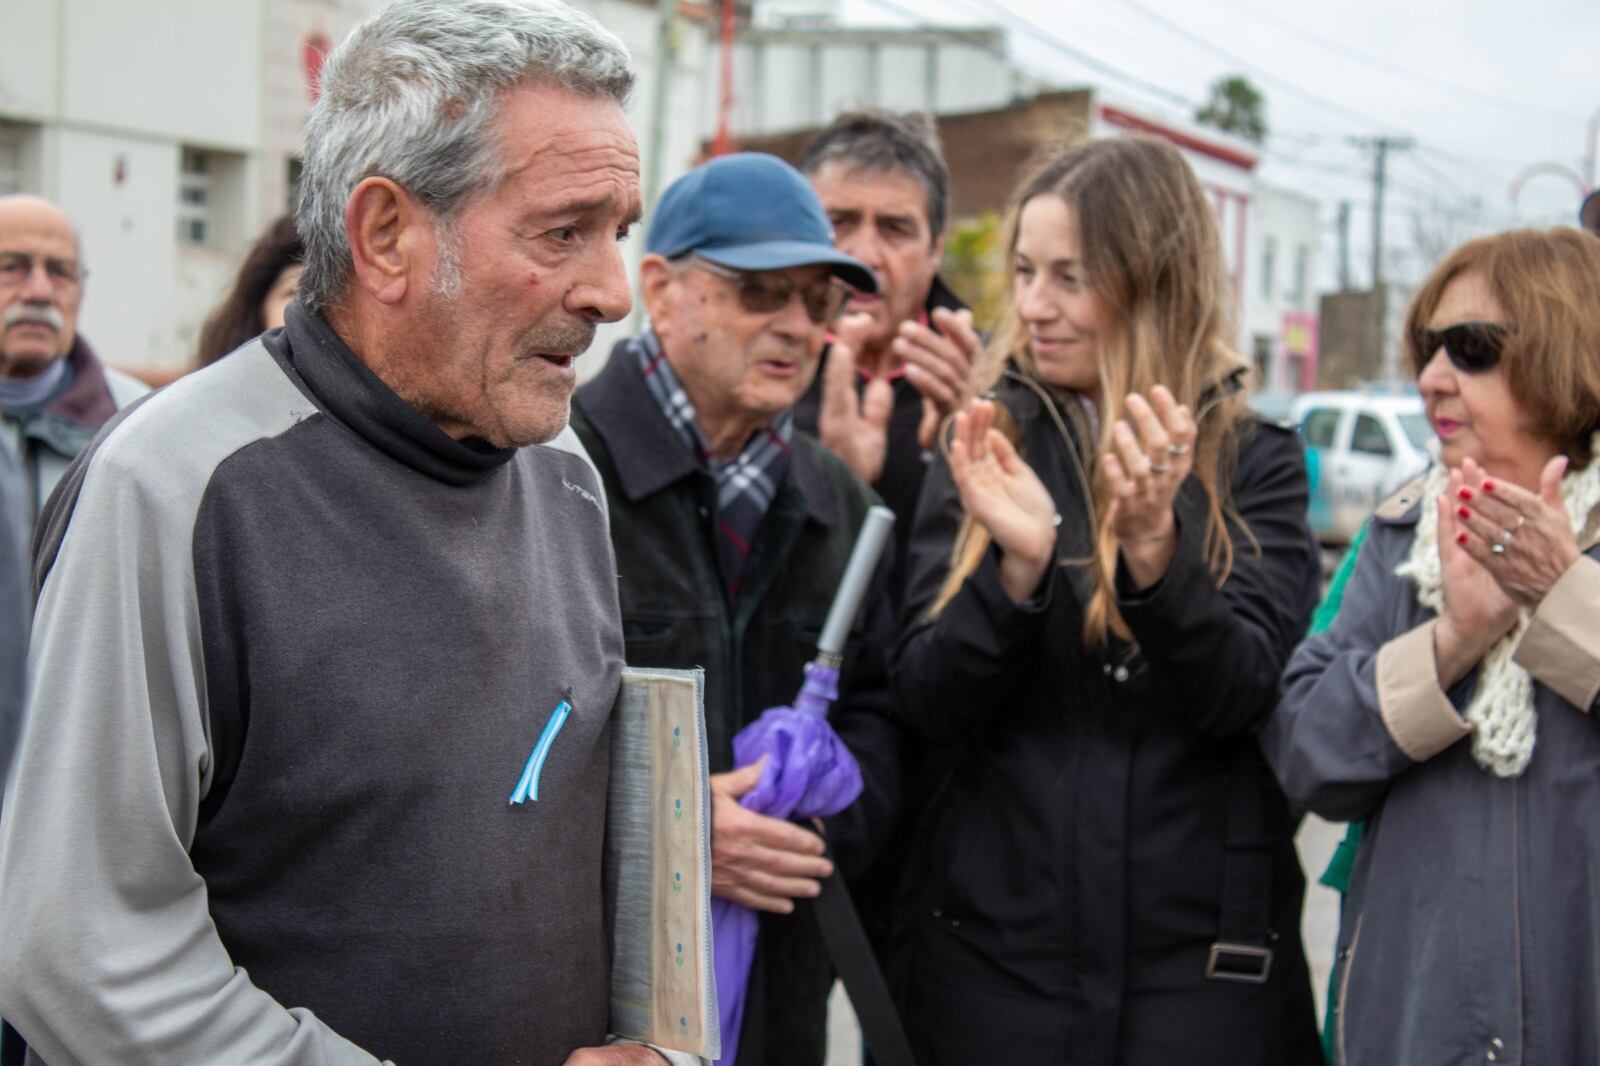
[890,136,1322,1064]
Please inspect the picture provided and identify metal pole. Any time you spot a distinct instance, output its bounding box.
[1371,141,1387,288]
[643,0,679,217]
[1336,201,1350,292]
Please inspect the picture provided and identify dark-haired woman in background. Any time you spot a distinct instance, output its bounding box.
[1266,227,1600,1064]
[889,135,1322,1065]
[195,214,302,366]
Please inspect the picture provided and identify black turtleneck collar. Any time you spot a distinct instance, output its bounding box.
[268,303,516,487]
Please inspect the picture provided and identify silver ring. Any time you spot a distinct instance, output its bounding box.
[1168,443,1191,456]
[1150,462,1172,474]
[1491,541,1507,556]
[1499,527,1515,548]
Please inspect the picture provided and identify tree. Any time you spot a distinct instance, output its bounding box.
[940,211,1009,334]
[1196,75,1267,143]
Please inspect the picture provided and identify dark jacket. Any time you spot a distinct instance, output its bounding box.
[890,374,1323,1066]
[793,274,967,608]
[0,337,145,533]
[571,341,904,1066]
[792,276,967,955]
[1265,479,1600,1066]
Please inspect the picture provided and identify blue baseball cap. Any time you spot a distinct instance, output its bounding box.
[646,153,877,294]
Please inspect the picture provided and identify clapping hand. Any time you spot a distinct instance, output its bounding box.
[897,307,983,450]
[1433,467,1522,688]
[819,311,894,484]
[1103,387,1196,590]
[1452,455,1580,609]
[948,399,1058,603]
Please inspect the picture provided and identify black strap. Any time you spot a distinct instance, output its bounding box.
[805,862,915,1066]
[0,1020,25,1065]
[1210,744,1276,983]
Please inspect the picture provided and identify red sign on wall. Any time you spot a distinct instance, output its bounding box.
[303,32,332,103]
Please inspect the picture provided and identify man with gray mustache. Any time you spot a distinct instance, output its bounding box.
[0,195,146,536]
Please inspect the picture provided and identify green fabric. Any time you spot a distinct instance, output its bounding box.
[1309,521,1368,1064]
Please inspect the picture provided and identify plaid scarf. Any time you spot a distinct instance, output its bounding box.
[628,328,793,597]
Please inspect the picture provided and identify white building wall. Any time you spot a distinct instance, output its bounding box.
[724,29,1025,138]
[1245,183,1321,392]
[59,1,262,152]
[1,0,715,373]
[0,2,61,119]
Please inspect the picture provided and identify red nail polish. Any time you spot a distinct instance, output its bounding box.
[1458,506,1471,519]
[1458,488,1473,500]
[1483,480,1495,492]
[1456,532,1468,545]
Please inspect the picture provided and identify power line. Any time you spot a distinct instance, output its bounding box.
[936,0,1202,116]
[1199,0,1584,126]
[1103,0,1408,135]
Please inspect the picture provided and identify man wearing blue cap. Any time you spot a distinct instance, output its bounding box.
[570,153,904,1066]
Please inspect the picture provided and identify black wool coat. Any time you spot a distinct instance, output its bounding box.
[890,373,1324,1066]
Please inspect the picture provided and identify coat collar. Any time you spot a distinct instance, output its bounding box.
[576,334,836,526]
[37,335,117,429]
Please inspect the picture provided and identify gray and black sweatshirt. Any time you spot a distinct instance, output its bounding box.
[0,304,626,1065]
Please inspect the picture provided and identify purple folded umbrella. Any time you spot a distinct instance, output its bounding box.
[712,507,894,1066]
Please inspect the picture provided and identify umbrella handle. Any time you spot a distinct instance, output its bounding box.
[815,506,895,657]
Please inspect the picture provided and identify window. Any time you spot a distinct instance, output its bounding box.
[1252,334,1273,385]
[1260,237,1276,300]
[1351,414,1393,456]
[1398,413,1432,450]
[0,122,36,196]
[0,136,21,196]
[1292,244,1310,308]
[286,157,304,214]
[177,148,212,246]
[1302,408,1340,448]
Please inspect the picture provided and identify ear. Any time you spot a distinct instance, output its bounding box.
[639,254,679,324]
[929,231,947,266]
[344,177,423,306]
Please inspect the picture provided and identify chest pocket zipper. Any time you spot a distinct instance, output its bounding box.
[510,700,573,805]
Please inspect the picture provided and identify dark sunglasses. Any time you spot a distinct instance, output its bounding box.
[689,257,851,325]
[1418,321,1510,373]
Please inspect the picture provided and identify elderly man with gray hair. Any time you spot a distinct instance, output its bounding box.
[0,2,675,1064]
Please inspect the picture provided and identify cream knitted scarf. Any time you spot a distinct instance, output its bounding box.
[1396,442,1600,777]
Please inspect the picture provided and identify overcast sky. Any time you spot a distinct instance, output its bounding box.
[838,0,1598,290]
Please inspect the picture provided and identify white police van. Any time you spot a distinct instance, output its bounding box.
[1289,391,1431,545]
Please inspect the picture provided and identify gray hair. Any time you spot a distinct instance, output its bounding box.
[295,0,635,312]
[798,109,951,240]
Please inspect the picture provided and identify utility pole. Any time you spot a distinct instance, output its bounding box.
[1348,136,1414,386]
[1348,136,1414,288]
[1336,201,1351,292]
[644,0,680,218]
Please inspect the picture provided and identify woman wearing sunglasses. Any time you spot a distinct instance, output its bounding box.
[889,136,1323,1065]
[1266,227,1600,1064]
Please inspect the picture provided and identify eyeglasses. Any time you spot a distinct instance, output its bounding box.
[0,252,87,291]
[1418,321,1509,374]
[688,256,850,325]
